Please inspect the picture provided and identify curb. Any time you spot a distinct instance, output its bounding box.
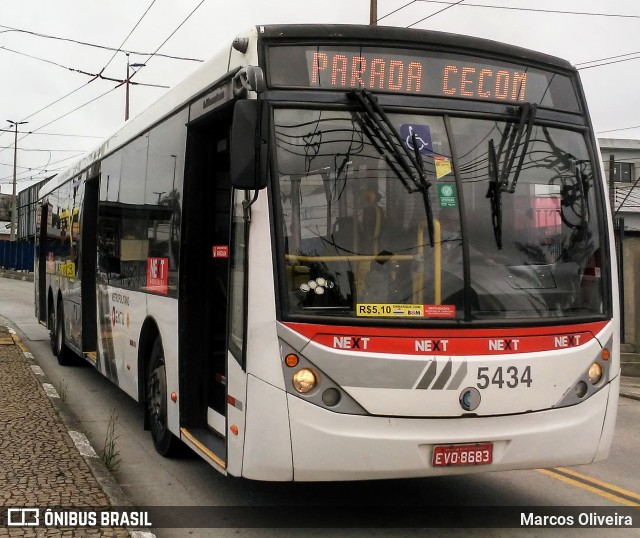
[620,390,640,402]
[5,325,156,538]
[0,269,34,282]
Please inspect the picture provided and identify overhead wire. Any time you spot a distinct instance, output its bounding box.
[0,130,104,139]
[0,24,203,62]
[407,0,467,28]
[378,0,419,22]
[0,0,183,182]
[384,1,640,137]
[0,80,95,158]
[597,125,640,135]
[0,0,198,140]
[10,1,640,186]
[575,50,640,68]
[98,0,159,75]
[131,0,207,81]
[0,45,168,88]
[405,1,640,21]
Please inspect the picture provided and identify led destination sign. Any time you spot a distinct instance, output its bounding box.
[268,46,580,111]
[311,52,527,102]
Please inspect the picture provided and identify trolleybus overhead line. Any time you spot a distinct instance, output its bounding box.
[0,24,204,63]
[0,45,169,89]
[406,0,640,21]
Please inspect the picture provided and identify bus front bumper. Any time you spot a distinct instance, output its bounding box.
[285,376,619,481]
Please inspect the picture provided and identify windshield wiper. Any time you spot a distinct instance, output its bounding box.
[486,103,538,249]
[348,89,435,246]
[486,139,503,249]
[498,102,538,193]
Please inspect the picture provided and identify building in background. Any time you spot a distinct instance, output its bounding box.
[0,179,51,270]
[17,178,52,242]
[599,138,640,231]
[598,138,640,375]
[0,194,12,241]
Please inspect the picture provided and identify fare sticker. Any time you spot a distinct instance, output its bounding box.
[356,304,456,318]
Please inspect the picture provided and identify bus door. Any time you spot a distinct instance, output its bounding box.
[180,102,234,462]
[62,176,98,358]
[36,203,48,324]
[66,180,83,351]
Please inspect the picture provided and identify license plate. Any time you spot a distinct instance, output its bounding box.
[432,443,493,467]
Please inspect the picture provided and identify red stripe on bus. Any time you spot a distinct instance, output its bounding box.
[282,321,609,355]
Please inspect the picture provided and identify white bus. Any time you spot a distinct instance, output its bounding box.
[35,24,619,481]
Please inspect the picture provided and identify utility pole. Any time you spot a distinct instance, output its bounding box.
[370,0,377,25]
[125,54,146,121]
[609,154,616,214]
[6,120,28,242]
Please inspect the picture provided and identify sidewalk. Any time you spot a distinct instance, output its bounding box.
[0,325,135,537]
[620,376,640,401]
[0,269,33,282]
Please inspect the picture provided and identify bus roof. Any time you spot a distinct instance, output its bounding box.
[39,24,576,200]
[259,25,575,72]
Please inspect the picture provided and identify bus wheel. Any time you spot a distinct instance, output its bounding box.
[147,337,179,456]
[48,303,56,355]
[54,301,75,366]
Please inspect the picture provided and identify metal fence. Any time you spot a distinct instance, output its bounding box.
[0,241,34,271]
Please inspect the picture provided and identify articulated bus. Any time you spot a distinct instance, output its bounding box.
[35,25,619,481]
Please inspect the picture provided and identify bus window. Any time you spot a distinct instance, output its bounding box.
[450,118,603,318]
[274,108,463,319]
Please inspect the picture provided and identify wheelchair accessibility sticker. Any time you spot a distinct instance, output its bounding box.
[400,124,433,155]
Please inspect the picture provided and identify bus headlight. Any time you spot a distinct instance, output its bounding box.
[588,362,603,385]
[292,369,317,393]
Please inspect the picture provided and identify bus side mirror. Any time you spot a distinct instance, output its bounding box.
[230,99,268,190]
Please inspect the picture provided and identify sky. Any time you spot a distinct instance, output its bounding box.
[1,0,640,195]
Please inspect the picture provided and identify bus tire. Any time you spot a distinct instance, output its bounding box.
[147,337,180,457]
[48,300,56,355]
[54,301,75,366]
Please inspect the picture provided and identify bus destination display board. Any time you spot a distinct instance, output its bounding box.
[268,46,579,111]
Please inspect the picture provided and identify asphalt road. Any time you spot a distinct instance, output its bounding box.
[1,277,639,537]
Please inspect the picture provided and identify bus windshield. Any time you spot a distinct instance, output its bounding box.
[274,107,605,322]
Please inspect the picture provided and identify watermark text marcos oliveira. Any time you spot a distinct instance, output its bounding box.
[522,510,634,528]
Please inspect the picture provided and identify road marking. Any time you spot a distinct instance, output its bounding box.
[68,431,98,458]
[130,531,157,538]
[42,382,60,399]
[538,468,640,506]
[30,365,44,376]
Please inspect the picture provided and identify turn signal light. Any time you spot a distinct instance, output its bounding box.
[601,348,610,361]
[285,353,299,367]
